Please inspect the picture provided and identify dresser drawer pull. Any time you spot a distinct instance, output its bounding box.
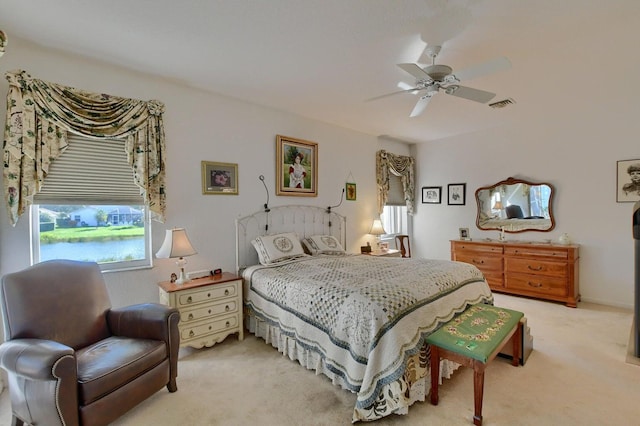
[527,265,543,271]
[224,289,230,296]
[472,259,485,265]
[225,305,230,312]
[188,313,194,320]
[207,293,211,298]
[208,309,212,314]
[189,330,194,337]
[527,281,543,288]
[187,296,192,303]
[225,321,231,328]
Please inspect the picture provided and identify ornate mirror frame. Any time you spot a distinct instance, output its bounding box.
[475,177,555,233]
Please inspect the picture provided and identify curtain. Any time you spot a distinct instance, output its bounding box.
[3,70,166,226]
[375,150,415,215]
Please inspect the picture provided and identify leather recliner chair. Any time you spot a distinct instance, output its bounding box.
[0,259,180,426]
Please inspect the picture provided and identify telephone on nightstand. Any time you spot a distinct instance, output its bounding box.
[187,269,222,280]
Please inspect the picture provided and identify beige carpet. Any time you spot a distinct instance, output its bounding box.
[1,294,639,425]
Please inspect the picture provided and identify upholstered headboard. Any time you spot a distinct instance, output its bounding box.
[235,205,346,273]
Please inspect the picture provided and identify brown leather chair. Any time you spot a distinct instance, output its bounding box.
[395,234,411,258]
[0,260,180,426]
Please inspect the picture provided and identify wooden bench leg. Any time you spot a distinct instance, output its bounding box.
[473,361,486,426]
[430,345,440,405]
[512,321,522,367]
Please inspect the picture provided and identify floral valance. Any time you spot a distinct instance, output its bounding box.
[375,150,415,215]
[3,70,166,226]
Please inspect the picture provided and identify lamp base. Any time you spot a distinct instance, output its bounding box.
[175,264,190,285]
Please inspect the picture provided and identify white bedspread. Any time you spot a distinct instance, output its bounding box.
[243,254,493,421]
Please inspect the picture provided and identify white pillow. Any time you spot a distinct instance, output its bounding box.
[302,235,345,255]
[251,232,308,265]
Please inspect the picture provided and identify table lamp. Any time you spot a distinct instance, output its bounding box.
[156,228,197,284]
[369,219,387,249]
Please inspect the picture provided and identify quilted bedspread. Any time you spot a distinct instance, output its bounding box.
[243,254,493,422]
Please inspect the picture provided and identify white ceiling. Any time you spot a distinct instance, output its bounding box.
[0,0,638,143]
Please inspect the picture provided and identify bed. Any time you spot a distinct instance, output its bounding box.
[236,206,493,422]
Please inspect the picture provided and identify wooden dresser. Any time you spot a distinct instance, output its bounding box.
[451,240,580,307]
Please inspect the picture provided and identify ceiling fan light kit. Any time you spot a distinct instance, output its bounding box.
[370,45,512,118]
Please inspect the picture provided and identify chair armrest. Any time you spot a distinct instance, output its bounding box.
[0,338,74,380]
[108,302,180,342]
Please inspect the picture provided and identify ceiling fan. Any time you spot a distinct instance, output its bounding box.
[369,45,511,117]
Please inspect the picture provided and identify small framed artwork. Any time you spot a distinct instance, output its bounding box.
[459,227,471,241]
[201,161,238,195]
[617,159,640,202]
[448,183,466,205]
[346,182,357,200]
[422,186,442,204]
[276,135,318,197]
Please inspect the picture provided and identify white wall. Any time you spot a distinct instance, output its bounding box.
[412,113,638,309]
[0,38,408,310]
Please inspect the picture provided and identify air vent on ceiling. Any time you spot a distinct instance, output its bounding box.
[488,98,515,109]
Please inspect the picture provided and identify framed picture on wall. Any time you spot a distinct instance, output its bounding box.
[617,159,640,202]
[276,135,318,197]
[422,186,442,204]
[201,161,238,195]
[448,183,466,205]
[345,182,357,200]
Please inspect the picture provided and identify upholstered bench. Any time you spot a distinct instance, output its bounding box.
[427,304,524,426]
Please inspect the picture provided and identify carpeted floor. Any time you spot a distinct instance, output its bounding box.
[1,294,639,425]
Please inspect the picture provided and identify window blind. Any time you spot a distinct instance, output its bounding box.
[34,135,143,205]
[386,173,405,206]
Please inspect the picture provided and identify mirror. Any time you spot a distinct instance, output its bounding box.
[475,177,555,233]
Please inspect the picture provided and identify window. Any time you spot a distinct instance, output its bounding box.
[380,173,408,239]
[30,135,152,272]
[381,205,408,238]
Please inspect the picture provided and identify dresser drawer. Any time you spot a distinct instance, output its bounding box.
[505,273,567,297]
[504,246,568,260]
[180,314,239,340]
[453,242,503,254]
[180,299,238,323]
[505,257,566,277]
[177,283,237,307]
[455,253,503,273]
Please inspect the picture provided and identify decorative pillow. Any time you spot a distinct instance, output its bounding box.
[251,232,308,265]
[302,235,345,255]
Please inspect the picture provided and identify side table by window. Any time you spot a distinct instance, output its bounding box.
[158,272,243,348]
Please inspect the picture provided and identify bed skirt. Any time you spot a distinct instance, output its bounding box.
[247,314,460,422]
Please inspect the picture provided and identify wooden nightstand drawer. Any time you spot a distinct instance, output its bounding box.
[180,314,239,341]
[180,300,239,323]
[177,284,237,307]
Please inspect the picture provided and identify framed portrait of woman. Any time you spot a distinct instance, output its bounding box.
[276,135,318,197]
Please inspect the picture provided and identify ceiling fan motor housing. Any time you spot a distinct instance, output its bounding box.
[423,64,452,81]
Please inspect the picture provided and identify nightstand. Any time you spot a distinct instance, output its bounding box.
[365,249,402,257]
[158,272,243,348]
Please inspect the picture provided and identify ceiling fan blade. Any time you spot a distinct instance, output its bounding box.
[365,88,419,102]
[409,95,433,117]
[397,63,432,81]
[451,57,511,82]
[444,85,496,103]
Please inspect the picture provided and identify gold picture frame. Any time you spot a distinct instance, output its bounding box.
[276,135,318,197]
[201,161,238,195]
[346,182,357,200]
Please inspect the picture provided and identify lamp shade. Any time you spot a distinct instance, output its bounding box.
[492,201,504,210]
[156,228,197,259]
[369,219,387,236]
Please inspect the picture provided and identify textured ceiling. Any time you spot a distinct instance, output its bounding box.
[0,0,637,143]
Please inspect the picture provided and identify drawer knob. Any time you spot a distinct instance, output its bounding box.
[208,309,212,314]
[528,265,543,271]
[473,259,485,265]
[225,321,231,328]
[207,293,211,297]
[187,296,192,303]
[209,326,212,330]
[188,313,194,320]
[225,305,230,311]
[189,330,194,337]
[528,281,543,288]
[224,289,230,296]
